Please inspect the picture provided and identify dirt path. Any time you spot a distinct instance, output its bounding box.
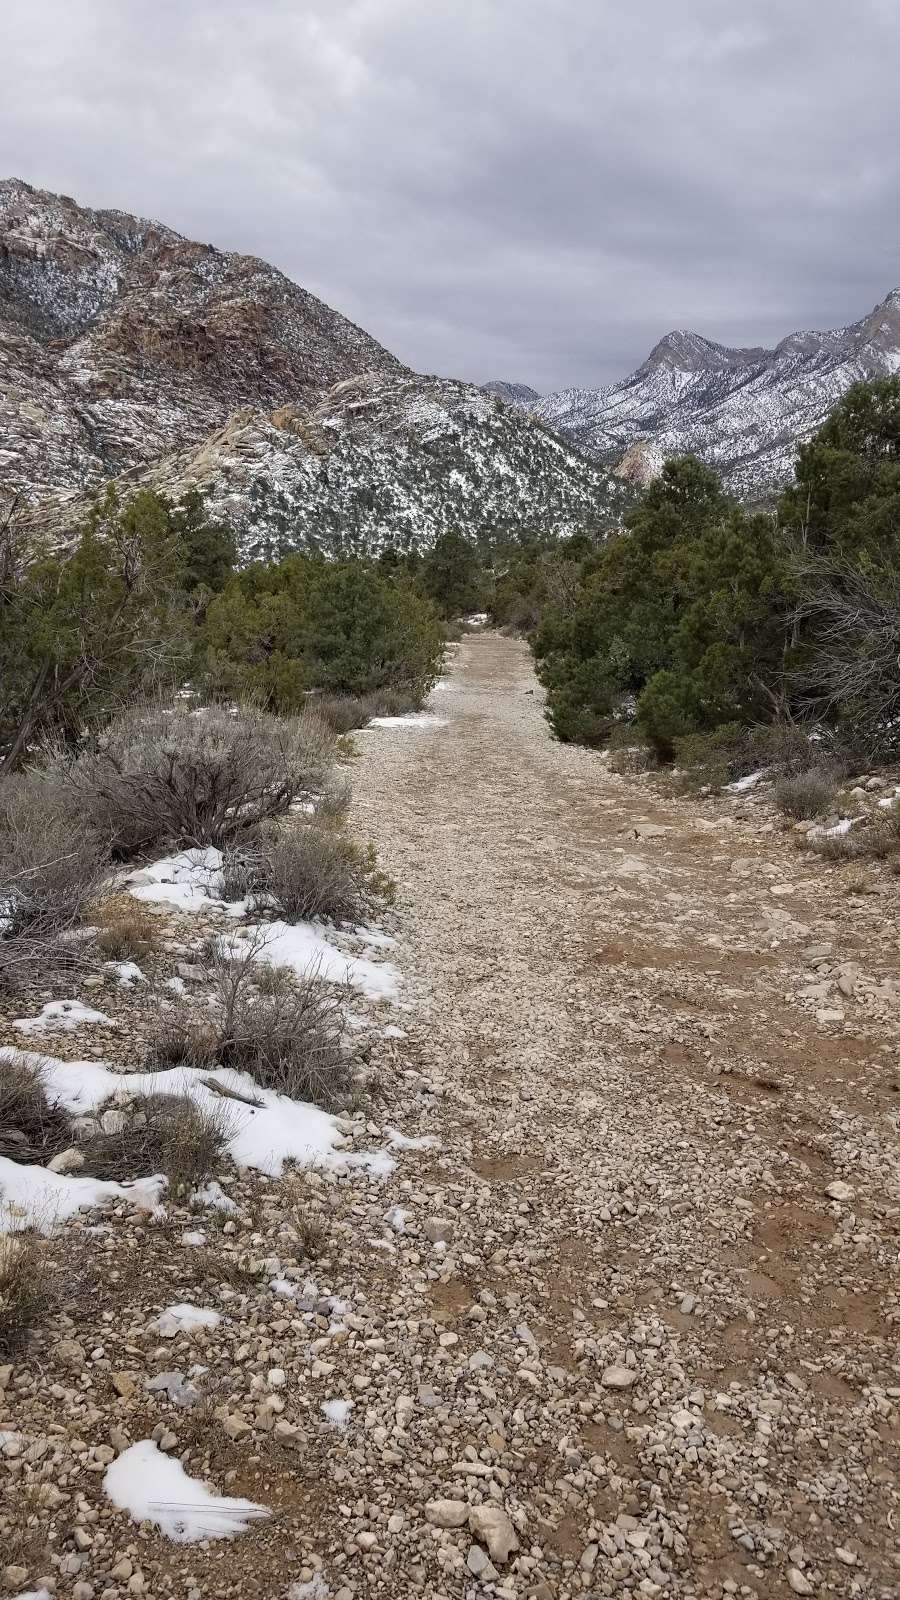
[4,632,898,1600]
[340,630,900,1600]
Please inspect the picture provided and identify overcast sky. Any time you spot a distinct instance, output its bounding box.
[2,0,899,391]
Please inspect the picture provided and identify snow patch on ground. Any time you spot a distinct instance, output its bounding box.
[126,848,245,915]
[217,922,400,1002]
[727,769,766,793]
[0,1047,395,1185]
[368,713,448,730]
[0,1153,164,1235]
[106,960,145,986]
[321,1398,353,1428]
[289,1576,330,1600]
[13,1000,114,1034]
[104,1439,270,1541]
[149,1303,221,1337]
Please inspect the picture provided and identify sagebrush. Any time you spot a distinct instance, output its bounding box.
[52,701,334,855]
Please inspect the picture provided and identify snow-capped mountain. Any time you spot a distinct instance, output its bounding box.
[1,179,622,551]
[532,292,900,497]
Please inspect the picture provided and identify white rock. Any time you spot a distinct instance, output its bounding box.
[423,1216,454,1244]
[47,1147,85,1174]
[600,1364,637,1389]
[468,1504,519,1563]
[425,1498,468,1529]
[787,1568,815,1595]
[824,1181,855,1202]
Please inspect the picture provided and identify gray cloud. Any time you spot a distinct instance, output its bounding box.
[2,0,899,389]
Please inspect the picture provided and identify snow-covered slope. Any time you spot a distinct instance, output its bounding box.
[37,372,627,557]
[533,292,900,497]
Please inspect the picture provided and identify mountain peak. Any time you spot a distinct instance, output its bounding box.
[534,287,900,499]
[482,380,541,406]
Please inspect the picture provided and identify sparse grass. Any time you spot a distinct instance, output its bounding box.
[93,897,160,961]
[262,827,371,923]
[144,942,351,1110]
[810,808,900,866]
[312,776,352,824]
[0,1055,71,1164]
[0,1232,55,1358]
[144,1017,219,1071]
[608,744,657,775]
[79,1094,229,1192]
[217,960,350,1108]
[775,768,838,820]
[222,822,393,925]
[309,694,375,735]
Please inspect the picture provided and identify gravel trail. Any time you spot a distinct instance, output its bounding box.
[3,630,898,1600]
[343,629,900,1600]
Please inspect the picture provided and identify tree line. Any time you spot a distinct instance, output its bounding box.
[492,377,900,767]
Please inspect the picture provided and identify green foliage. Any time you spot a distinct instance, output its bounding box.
[204,554,444,709]
[419,530,484,618]
[780,377,900,563]
[0,487,234,770]
[534,457,792,753]
[490,533,598,634]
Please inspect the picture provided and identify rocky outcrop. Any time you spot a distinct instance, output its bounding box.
[0,177,402,501]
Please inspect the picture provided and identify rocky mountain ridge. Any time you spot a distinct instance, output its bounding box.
[482,380,541,406]
[1,179,623,551]
[0,176,402,503]
[528,290,900,496]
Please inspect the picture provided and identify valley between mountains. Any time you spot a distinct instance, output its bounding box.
[3,633,898,1600]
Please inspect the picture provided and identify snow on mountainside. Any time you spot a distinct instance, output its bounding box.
[533,292,900,497]
[1,178,622,551]
[35,372,628,557]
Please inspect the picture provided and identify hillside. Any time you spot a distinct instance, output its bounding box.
[0,176,402,500]
[481,380,541,407]
[86,372,627,559]
[1,179,622,550]
[532,290,900,496]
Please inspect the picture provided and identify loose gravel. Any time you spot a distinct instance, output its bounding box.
[1,631,898,1600]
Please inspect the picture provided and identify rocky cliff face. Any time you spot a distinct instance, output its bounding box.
[2,179,622,550]
[0,177,402,500]
[531,292,900,497]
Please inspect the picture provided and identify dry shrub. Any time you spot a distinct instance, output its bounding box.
[213,943,350,1108]
[143,939,350,1110]
[0,771,108,987]
[79,1094,229,1191]
[0,1054,70,1163]
[0,1232,54,1358]
[145,1017,219,1071]
[608,744,656,775]
[222,822,390,924]
[263,826,371,923]
[811,808,900,864]
[94,897,159,961]
[312,776,352,824]
[775,768,837,820]
[52,701,335,856]
[310,694,375,735]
